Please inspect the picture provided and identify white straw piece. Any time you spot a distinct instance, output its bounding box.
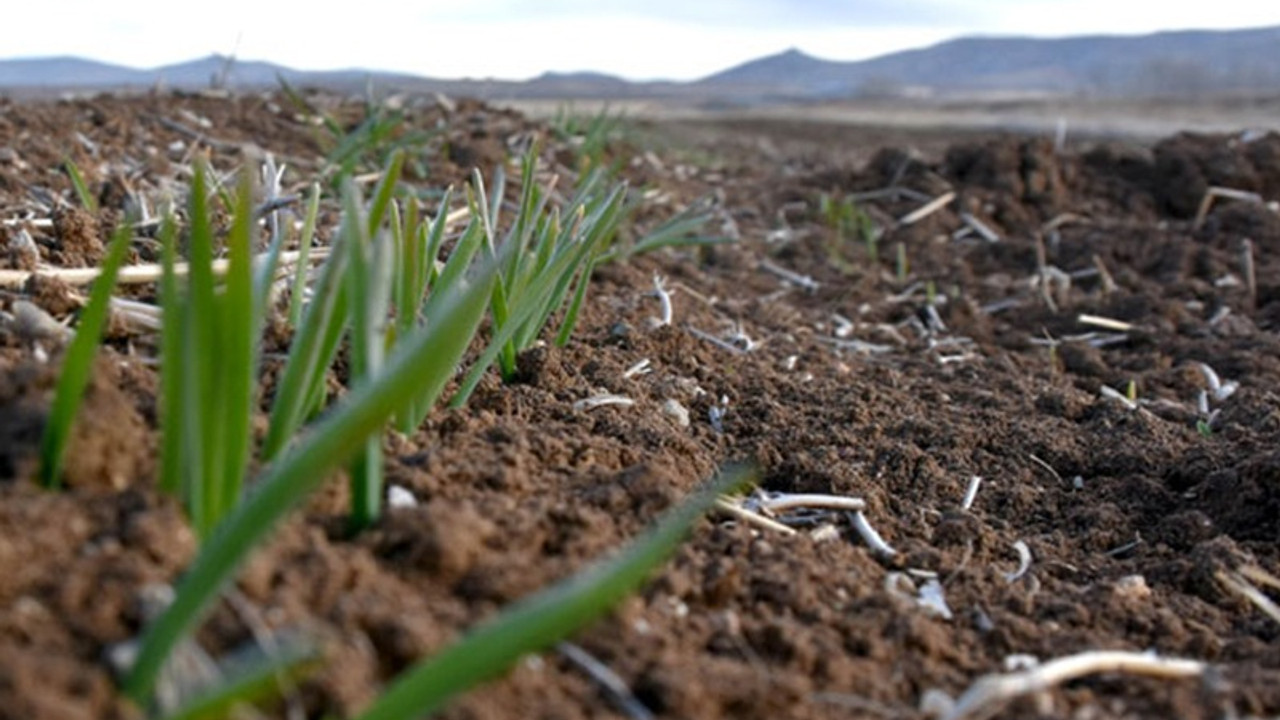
[1003,541,1033,583]
[622,359,652,379]
[1077,314,1133,332]
[0,247,332,290]
[1099,385,1138,411]
[755,493,867,515]
[961,476,982,511]
[937,651,1206,720]
[851,510,896,557]
[898,191,956,227]
[714,497,798,535]
[650,274,673,326]
[759,259,820,292]
[573,394,635,411]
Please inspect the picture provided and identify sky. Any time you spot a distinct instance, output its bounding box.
[5,1,1279,81]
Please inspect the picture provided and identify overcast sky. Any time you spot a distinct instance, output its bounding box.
[6,1,1279,81]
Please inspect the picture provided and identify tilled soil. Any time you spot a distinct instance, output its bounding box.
[0,91,1278,720]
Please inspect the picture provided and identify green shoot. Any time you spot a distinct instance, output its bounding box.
[1196,418,1213,437]
[37,224,131,489]
[818,192,879,266]
[343,179,396,532]
[355,465,756,720]
[469,168,518,381]
[551,105,626,175]
[598,194,730,264]
[215,176,259,526]
[448,173,628,407]
[157,215,183,496]
[62,158,98,212]
[157,167,261,538]
[393,189,455,433]
[179,165,220,535]
[554,256,599,348]
[262,235,350,461]
[123,243,502,706]
[862,213,880,265]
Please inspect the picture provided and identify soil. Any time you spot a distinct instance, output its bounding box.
[1,91,1279,720]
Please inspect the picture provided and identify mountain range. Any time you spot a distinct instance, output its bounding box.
[2,25,1278,101]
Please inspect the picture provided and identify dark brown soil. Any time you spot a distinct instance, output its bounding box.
[1,93,1279,720]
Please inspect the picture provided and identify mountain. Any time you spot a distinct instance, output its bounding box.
[702,48,833,86]
[699,26,1280,97]
[0,56,150,87]
[3,25,1280,100]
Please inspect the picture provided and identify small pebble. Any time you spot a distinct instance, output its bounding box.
[388,485,418,509]
[1113,574,1151,601]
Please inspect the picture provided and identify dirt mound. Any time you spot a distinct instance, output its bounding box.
[0,94,1277,719]
[1152,132,1280,218]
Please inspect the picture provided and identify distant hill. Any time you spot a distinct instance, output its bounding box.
[0,54,422,93]
[699,26,1280,98]
[3,25,1279,101]
[0,56,150,87]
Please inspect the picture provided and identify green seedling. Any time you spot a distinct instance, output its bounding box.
[448,162,629,403]
[157,167,272,538]
[551,104,626,175]
[1196,418,1213,437]
[63,158,99,212]
[123,237,502,705]
[818,192,880,270]
[599,194,731,264]
[37,223,132,489]
[342,181,396,532]
[277,75,434,184]
[264,154,406,463]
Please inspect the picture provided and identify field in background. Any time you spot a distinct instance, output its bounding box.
[508,92,1280,142]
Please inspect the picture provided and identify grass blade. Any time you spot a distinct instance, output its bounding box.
[262,239,350,461]
[396,190,455,432]
[63,158,98,212]
[554,257,598,347]
[184,165,223,538]
[37,224,131,489]
[157,215,184,496]
[123,248,502,706]
[391,198,418,432]
[420,188,453,291]
[470,170,518,381]
[366,150,405,237]
[355,464,756,720]
[215,175,258,521]
[598,196,727,263]
[344,182,396,532]
[450,219,610,407]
